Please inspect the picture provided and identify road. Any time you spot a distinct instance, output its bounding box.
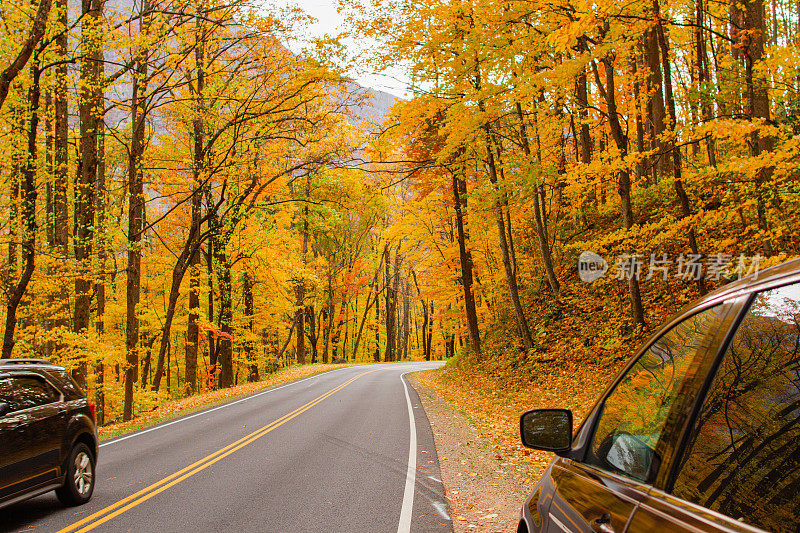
[1,362,453,532]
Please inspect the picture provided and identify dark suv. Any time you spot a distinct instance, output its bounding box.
[518,257,800,533]
[0,359,98,510]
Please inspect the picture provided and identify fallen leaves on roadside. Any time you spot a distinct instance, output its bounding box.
[417,355,619,481]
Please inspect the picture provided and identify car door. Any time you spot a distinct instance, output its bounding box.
[545,301,736,533]
[545,460,644,533]
[0,373,65,498]
[629,281,800,533]
[0,373,24,498]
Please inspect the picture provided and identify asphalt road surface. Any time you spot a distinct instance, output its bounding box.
[1,362,453,533]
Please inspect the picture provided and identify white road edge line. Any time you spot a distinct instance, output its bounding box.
[99,367,351,448]
[397,372,418,533]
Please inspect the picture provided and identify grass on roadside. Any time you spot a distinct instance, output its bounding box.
[99,363,354,441]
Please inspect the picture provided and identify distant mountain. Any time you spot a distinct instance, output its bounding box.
[342,81,399,132]
[351,84,398,119]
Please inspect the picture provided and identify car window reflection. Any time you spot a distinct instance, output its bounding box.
[588,305,726,482]
[7,376,59,412]
[673,283,800,532]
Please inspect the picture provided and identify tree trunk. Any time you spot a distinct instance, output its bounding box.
[307,305,317,363]
[451,170,481,355]
[484,132,535,350]
[384,247,396,362]
[141,346,151,389]
[343,299,351,360]
[185,243,200,393]
[124,14,149,420]
[185,14,205,394]
[206,230,215,369]
[654,2,708,295]
[322,291,332,363]
[695,0,717,168]
[373,282,381,362]
[293,212,308,365]
[216,249,233,388]
[401,278,410,360]
[151,216,208,392]
[2,63,40,358]
[0,0,52,112]
[244,272,258,382]
[592,58,646,326]
[276,320,295,363]
[411,270,430,361]
[770,0,778,44]
[53,0,68,255]
[331,295,348,360]
[9,115,19,277]
[293,286,306,365]
[351,251,385,358]
[516,102,560,296]
[94,50,106,425]
[645,29,668,180]
[426,303,433,359]
[575,69,592,165]
[45,87,52,246]
[47,0,70,360]
[732,0,774,254]
[392,251,402,358]
[421,301,429,360]
[73,0,103,389]
[632,52,647,182]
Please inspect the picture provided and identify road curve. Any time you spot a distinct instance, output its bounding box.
[0,362,453,533]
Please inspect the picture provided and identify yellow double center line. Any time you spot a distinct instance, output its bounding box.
[59,369,377,533]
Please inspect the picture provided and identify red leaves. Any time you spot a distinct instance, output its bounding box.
[198,322,234,343]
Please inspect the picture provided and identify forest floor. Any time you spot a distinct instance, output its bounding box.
[409,374,532,533]
[98,363,354,441]
[412,355,624,532]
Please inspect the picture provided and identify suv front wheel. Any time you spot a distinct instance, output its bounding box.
[56,442,95,506]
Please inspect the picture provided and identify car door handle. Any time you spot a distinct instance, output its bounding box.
[592,512,615,533]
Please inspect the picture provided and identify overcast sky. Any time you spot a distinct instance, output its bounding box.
[278,0,409,98]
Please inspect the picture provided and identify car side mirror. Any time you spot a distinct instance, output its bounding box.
[0,402,10,417]
[520,409,572,454]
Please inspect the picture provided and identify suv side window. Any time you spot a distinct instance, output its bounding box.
[48,369,84,397]
[672,283,800,532]
[586,304,728,483]
[7,375,60,411]
[0,376,13,411]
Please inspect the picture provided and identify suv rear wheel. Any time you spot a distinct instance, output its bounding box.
[56,443,95,506]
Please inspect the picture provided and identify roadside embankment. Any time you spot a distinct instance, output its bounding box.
[411,355,622,532]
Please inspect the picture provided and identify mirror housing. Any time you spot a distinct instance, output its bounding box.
[0,402,10,417]
[520,409,573,454]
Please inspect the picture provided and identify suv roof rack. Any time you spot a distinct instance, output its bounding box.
[0,358,53,365]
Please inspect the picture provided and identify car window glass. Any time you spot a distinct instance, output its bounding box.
[0,376,13,410]
[672,283,800,533]
[8,375,60,411]
[587,304,727,483]
[50,369,84,397]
